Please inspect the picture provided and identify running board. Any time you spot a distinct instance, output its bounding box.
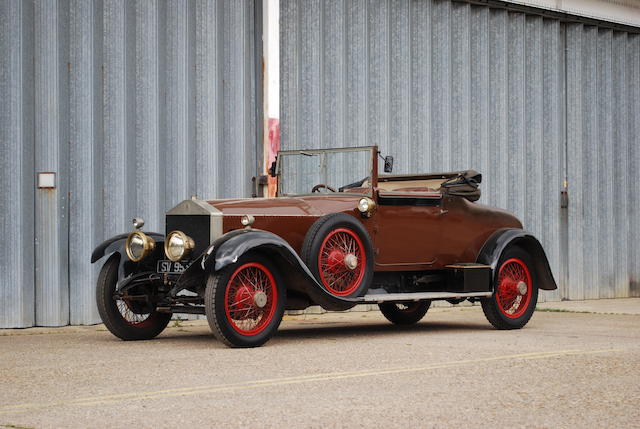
[359,291,492,303]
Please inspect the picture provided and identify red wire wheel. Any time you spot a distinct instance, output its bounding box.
[495,258,532,319]
[96,255,171,341]
[317,227,366,296]
[223,262,278,336]
[116,298,154,328]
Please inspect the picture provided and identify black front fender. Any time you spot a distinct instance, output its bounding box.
[191,229,356,311]
[476,228,558,291]
[91,232,164,263]
[91,232,165,292]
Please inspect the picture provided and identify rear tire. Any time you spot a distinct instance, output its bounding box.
[379,301,431,325]
[481,247,538,330]
[96,254,171,340]
[205,253,285,348]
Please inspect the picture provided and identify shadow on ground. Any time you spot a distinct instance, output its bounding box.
[126,319,494,348]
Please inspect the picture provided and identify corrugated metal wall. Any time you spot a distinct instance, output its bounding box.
[566,24,640,300]
[2,0,639,329]
[280,0,640,301]
[0,0,259,328]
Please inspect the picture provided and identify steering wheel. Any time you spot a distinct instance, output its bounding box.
[311,184,337,193]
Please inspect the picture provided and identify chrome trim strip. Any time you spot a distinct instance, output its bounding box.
[361,291,492,303]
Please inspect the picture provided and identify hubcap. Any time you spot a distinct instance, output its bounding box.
[517,281,528,295]
[254,291,268,308]
[344,254,358,270]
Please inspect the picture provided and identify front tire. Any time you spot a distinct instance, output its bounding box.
[481,246,539,330]
[379,301,431,325]
[301,213,374,298]
[205,253,285,347]
[96,254,171,340]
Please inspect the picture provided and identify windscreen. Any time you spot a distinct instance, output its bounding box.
[277,148,372,196]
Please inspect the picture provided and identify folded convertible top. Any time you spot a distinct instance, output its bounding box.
[441,170,482,202]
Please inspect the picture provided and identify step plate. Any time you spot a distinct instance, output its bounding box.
[360,291,492,303]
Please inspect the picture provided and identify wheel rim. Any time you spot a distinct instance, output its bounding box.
[116,298,153,327]
[496,258,532,319]
[224,262,278,336]
[317,227,366,296]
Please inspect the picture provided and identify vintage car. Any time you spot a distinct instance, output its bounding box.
[91,146,557,347]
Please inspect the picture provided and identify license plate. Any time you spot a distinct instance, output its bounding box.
[157,260,190,274]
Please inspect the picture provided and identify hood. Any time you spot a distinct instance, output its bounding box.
[205,195,364,217]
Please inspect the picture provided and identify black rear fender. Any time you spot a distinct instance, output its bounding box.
[476,228,558,291]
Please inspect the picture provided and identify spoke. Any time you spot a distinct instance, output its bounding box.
[330,270,352,290]
[239,270,258,290]
[116,299,150,325]
[229,295,253,308]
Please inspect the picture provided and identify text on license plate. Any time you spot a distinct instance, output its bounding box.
[157,260,190,274]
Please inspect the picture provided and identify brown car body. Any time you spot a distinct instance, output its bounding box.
[212,188,521,272]
[92,145,557,347]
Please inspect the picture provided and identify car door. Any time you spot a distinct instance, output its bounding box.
[372,189,444,270]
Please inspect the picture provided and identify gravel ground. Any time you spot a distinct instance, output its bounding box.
[1,306,638,429]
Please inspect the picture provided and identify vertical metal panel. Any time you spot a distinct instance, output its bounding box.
[34,0,69,326]
[322,0,346,151]
[0,0,35,328]
[367,0,390,152]
[523,16,543,260]
[221,0,258,198]
[103,0,130,239]
[506,12,526,219]
[280,0,298,151]
[165,0,194,211]
[195,0,222,199]
[469,4,490,209]
[345,0,367,150]
[430,0,451,171]
[566,24,585,300]
[450,2,470,171]
[487,9,509,210]
[69,0,102,325]
[612,31,629,300]
[134,0,162,232]
[596,29,614,300]
[540,18,563,302]
[281,0,640,302]
[409,0,431,172]
[389,0,410,170]
[1,0,258,328]
[627,34,640,297]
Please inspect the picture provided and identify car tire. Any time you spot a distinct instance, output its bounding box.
[301,213,374,298]
[481,246,539,330]
[204,252,285,348]
[379,301,431,325]
[96,254,171,341]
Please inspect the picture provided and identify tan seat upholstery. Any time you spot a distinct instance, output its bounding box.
[377,179,444,192]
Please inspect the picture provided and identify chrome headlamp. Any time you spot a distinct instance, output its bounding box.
[164,230,195,262]
[125,231,156,262]
[357,197,376,217]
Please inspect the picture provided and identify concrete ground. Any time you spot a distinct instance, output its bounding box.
[1,299,639,429]
[536,297,640,315]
